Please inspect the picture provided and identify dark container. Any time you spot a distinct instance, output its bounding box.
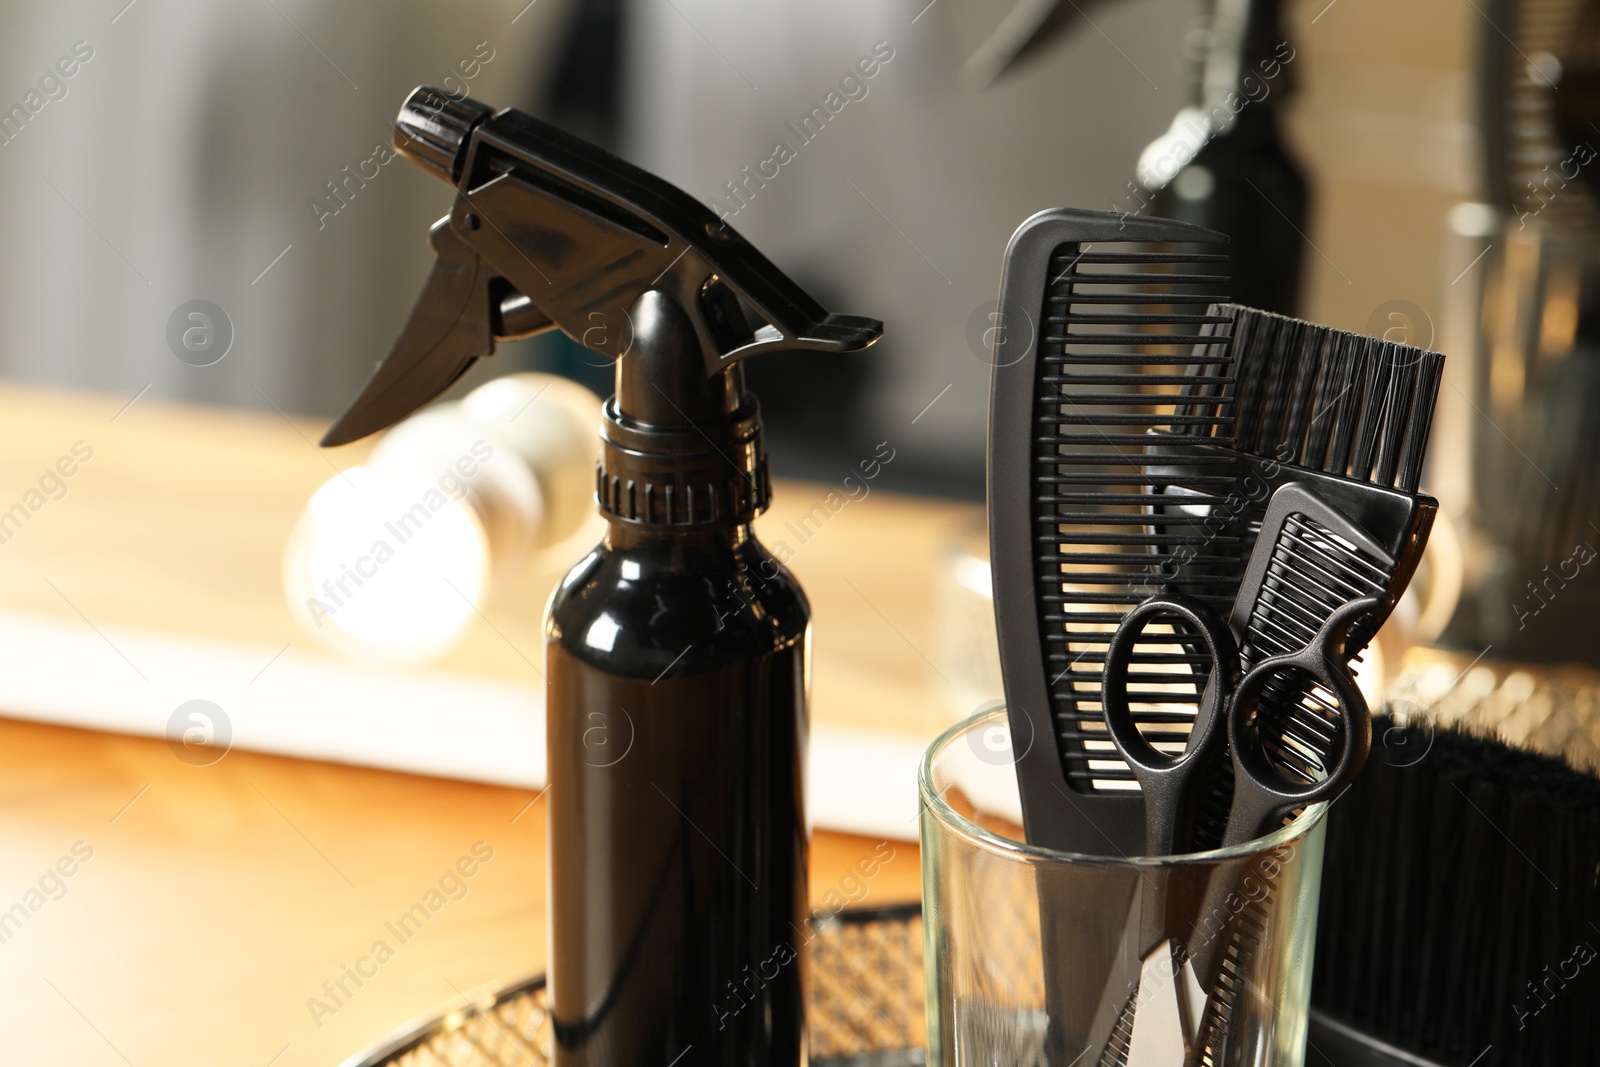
[545,519,810,1065]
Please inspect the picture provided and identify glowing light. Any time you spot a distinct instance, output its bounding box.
[284,466,489,664]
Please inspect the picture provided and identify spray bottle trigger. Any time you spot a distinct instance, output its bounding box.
[320,217,496,447]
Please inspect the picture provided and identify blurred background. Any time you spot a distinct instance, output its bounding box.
[0,0,1473,498]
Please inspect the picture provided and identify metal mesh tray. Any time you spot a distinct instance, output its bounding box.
[335,899,1435,1067]
[337,903,927,1067]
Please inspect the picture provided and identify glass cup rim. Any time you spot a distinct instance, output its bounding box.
[919,706,1329,866]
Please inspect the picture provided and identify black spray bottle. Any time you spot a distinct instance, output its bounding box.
[321,88,884,1066]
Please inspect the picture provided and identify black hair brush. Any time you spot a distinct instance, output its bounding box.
[1310,670,1600,1067]
[1157,305,1443,851]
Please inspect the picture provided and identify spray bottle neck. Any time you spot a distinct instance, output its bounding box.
[615,290,744,427]
[605,519,753,551]
[596,289,771,530]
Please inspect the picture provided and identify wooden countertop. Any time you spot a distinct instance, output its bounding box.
[0,383,952,1066]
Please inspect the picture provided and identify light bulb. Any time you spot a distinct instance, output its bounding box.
[284,465,489,664]
[284,373,603,665]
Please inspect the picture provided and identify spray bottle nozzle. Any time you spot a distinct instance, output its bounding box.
[323,86,884,458]
[392,88,494,183]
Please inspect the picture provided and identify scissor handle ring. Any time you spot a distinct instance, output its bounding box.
[1102,593,1236,777]
[1228,596,1382,806]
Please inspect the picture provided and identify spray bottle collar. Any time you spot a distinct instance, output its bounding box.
[596,394,770,528]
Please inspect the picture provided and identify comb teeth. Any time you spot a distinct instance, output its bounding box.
[1033,241,1234,794]
[1241,512,1389,784]
[1187,306,1446,492]
[1097,994,1138,1067]
[1190,890,1278,1066]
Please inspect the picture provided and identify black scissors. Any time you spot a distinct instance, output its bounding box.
[1101,589,1378,855]
[1086,482,1394,1065]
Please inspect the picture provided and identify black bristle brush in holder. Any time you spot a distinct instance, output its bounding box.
[1145,311,1444,1060]
[1311,710,1600,1067]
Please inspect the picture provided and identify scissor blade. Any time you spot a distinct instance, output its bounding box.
[1125,942,1193,1066]
[321,218,495,447]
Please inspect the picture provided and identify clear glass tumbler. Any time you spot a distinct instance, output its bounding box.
[921,708,1328,1067]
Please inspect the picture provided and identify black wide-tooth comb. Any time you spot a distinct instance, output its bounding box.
[988,208,1236,859]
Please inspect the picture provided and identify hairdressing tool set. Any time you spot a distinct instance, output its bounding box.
[324,86,882,1066]
[986,207,1444,1063]
[989,209,1442,858]
[316,77,1453,1067]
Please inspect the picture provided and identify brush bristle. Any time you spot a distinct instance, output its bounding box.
[1312,713,1600,1066]
[1184,305,1446,492]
